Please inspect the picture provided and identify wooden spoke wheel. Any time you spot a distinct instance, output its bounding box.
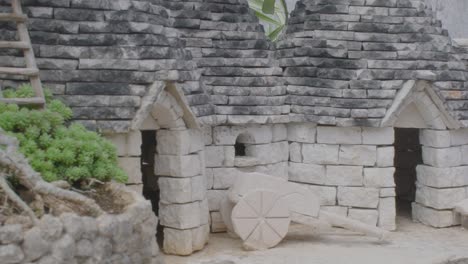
[231,190,291,250]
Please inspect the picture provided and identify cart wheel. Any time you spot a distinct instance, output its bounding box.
[231,190,291,250]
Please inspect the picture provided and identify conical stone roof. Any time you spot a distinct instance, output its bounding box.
[278,0,468,127]
[164,0,287,124]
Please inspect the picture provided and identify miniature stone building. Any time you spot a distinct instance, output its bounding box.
[1,0,468,257]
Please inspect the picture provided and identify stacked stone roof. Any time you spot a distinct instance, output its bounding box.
[0,0,208,132]
[162,0,287,124]
[278,0,468,127]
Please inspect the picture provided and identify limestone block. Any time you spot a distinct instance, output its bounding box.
[213,125,273,145]
[363,168,395,188]
[204,146,235,168]
[61,213,83,239]
[213,168,239,189]
[416,165,468,188]
[321,206,348,217]
[159,176,206,204]
[159,202,202,229]
[412,203,460,228]
[192,176,207,202]
[289,162,326,185]
[0,244,24,264]
[378,198,396,231]
[206,169,214,189]
[210,212,227,233]
[415,184,466,210]
[339,145,377,166]
[201,125,213,145]
[52,234,75,261]
[377,147,394,167]
[156,129,204,155]
[450,128,468,146]
[289,142,302,162]
[126,130,142,156]
[23,227,50,261]
[317,126,362,144]
[420,129,451,148]
[380,188,396,197]
[338,187,380,208]
[118,157,142,184]
[191,224,210,252]
[207,190,228,211]
[326,165,363,186]
[302,144,339,164]
[287,123,317,143]
[308,185,337,206]
[461,145,468,165]
[362,127,394,145]
[200,199,210,225]
[127,184,143,195]
[248,162,289,180]
[422,146,462,167]
[155,154,202,177]
[234,157,259,167]
[104,133,126,156]
[0,224,23,244]
[272,124,287,142]
[39,215,63,242]
[163,228,192,256]
[245,141,289,165]
[348,209,378,226]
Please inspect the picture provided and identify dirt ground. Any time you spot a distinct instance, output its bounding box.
[164,216,468,264]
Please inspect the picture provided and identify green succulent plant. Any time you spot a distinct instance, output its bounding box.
[0,84,128,185]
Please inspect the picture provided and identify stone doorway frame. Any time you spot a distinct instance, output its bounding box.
[383,80,464,228]
[131,81,209,255]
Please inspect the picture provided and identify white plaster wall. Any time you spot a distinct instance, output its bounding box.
[425,0,468,38]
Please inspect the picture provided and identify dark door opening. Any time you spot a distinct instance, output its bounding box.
[141,130,163,247]
[394,128,422,217]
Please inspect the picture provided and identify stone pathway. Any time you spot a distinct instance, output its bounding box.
[165,216,468,264]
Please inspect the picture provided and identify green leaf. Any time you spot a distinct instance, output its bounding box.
[262,0,276,14]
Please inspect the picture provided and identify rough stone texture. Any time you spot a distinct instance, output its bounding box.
[279,0,468,127]
[413,203,460,228]
[0,185,160,264]
[348,209,379,226]
[338,187,380,209]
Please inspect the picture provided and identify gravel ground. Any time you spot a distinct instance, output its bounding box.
[164,216,468,264]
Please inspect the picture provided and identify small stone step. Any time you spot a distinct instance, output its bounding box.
[0,13,27,22]
[0,67,39,76]
[0,41,29,49]
[0,97,45,105]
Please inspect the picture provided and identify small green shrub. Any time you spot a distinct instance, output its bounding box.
[0,84,128,185]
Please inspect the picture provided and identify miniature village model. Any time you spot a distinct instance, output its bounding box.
[0,0,467,261]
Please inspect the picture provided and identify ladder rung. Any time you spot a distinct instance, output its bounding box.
[0,41,29,49]
[0,67,39,76]
[0,97,45,105]
[0,13,28,22]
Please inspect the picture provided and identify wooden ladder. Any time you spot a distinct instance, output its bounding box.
[0,0,45,106]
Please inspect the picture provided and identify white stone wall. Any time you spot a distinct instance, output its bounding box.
[155,128,209,256]
[0,187,161,264]
[288,124,397,231]
[205,124,289,232]
[413,129,468,227]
